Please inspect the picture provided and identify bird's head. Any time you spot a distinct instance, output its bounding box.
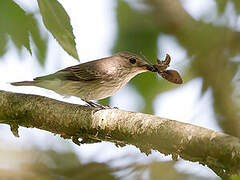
[116,52,155,73]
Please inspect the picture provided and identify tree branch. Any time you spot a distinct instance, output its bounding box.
[0,90,239,178]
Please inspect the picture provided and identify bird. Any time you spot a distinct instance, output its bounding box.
[11,52,155,109]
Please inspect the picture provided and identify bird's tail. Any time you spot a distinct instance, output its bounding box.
[11,81,35,86]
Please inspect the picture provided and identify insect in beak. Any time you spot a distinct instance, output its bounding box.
[158,69,183,84]
[140,51,183,84]
[153,54,183,84]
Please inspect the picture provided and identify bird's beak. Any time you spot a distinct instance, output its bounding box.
[140,64,156,72]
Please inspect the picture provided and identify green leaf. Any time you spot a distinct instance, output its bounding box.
[37,0,79,60]
[0,0,31,54]
[0,0,48,64]
[28,14,48,66]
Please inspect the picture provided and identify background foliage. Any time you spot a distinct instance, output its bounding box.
[0,0,240,179]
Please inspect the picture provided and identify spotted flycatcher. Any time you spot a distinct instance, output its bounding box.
[11,52,155,108]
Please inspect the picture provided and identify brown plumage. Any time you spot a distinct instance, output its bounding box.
[11,52,154,107]
[11,52,183,108]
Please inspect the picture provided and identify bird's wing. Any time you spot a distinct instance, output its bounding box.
[62,63,102,81]
[34,63,102,82]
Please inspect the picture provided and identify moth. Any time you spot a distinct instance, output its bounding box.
[153,54,183,84]
[140,52,183,84]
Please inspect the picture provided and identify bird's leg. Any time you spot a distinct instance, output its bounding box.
[85,101,111,109]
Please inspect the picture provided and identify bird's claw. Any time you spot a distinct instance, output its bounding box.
[85,101,118,113]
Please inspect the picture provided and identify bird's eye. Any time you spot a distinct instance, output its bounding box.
[129,58,136,64]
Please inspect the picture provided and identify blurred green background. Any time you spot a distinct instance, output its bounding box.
[0,0,240,179]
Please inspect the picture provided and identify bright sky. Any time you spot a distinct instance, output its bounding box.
[0,0,223,178]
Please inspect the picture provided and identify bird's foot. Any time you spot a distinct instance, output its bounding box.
[85,101,110,109]
[85,101,118,113]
